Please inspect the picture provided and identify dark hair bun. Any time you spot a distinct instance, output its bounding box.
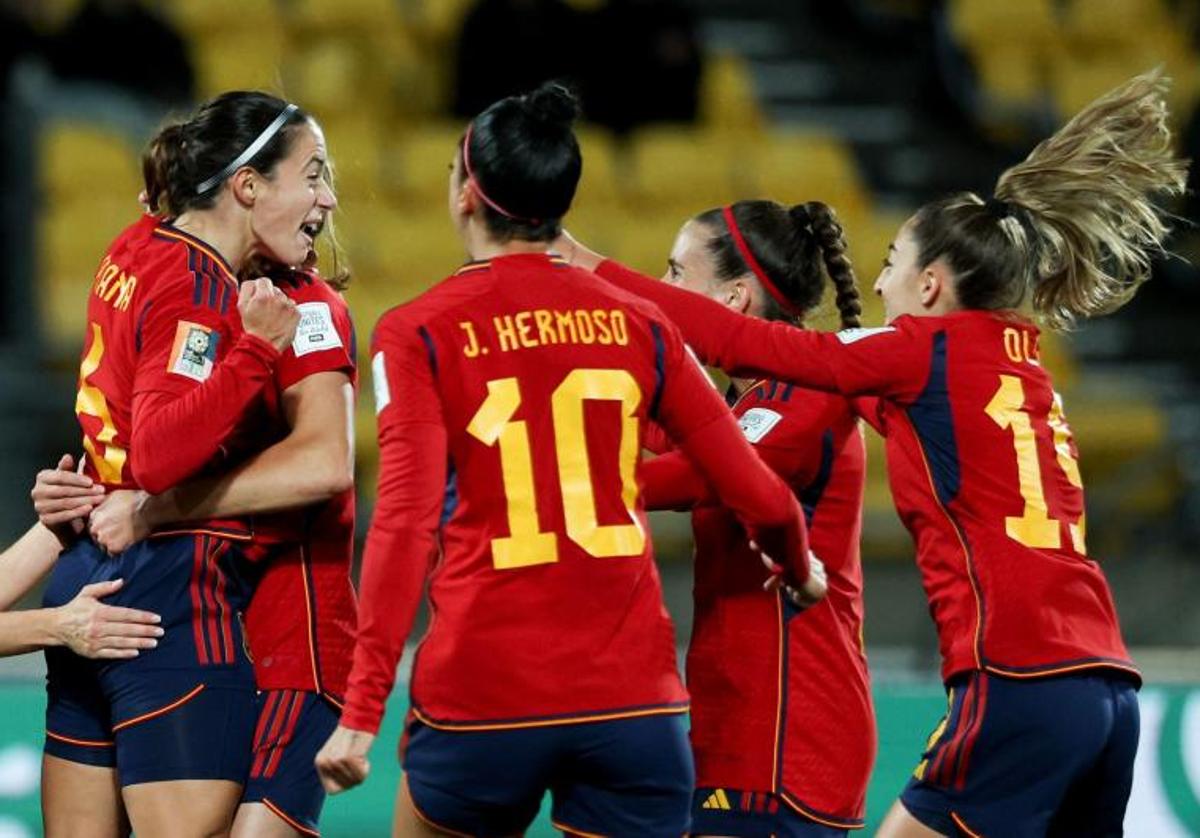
[788,203,812,232]
[523,82,580,129]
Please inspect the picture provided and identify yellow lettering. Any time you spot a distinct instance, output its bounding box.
[460,321,482,358]
[115,274,137,311]
[574,311,595,344]
[534,309,558,345]
[94,263,119,299]
[555,310,578,344]
[610,310,629,345]
[494,315,519,353]
[593,310,613,345]
[1003,328,1023,363]
[514,311,538,348]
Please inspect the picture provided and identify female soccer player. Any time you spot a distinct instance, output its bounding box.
[316,82,823,838]
[623,200,876,836]
[84,252,359,838]
[41,91,332,838]
[568,70,1186,837]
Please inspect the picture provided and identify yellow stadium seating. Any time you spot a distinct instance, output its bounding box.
[750,132,872,224]
[167,0,279,37]
[699,52,767,137]
[40,122,142,206]
[628,128,752,211]
[387,123,467,206]
[39,197,139,348]
[191,30,287,98]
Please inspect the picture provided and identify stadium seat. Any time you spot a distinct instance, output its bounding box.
[39,197,135,348]
[750,132,872,224]
[167,0,278,36]
[191,30,286,98]
[629,128,749,211]
[40,122,141,206]
[699,52,767,136]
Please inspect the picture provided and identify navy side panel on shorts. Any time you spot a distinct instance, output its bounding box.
[403,713,694,838]
[44,536,257,786]
[243,690,341,836]
[902,671,1139,838]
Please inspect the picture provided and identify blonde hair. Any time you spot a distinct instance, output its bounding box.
[912,69,1189,331]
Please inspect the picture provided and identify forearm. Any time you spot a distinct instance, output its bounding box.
[641,452,713,511]
[132,334,280,494]
[341,417,446,734]
[340,524,432,734]
[147,434,348,526]
[0,524,63,611]
[0,608,61,657]
[676,414,811,583]
[597,260,841,390]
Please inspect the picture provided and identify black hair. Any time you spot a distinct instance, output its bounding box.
[694,200,862,328]
[459,81,582,242]
[143,91,311,218]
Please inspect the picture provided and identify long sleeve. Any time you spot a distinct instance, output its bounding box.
[649,320,811,584]
[641,450,714,511]
[131,334,280,493]
[340,314,446,734]
[597,259,932,402]
[128,272,280,494]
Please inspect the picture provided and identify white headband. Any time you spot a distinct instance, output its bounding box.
[195,103,299,195]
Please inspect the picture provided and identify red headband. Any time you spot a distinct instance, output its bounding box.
[462,123,541,225]
[721,205,800,317]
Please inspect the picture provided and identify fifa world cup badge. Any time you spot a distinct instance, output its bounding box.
[168,321,221,382]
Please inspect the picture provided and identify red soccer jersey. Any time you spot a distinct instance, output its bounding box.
[243,271,359,700]
[643,380,874,828]
[597,259,1137,685]
[342,253,811,734]
[75,214,281,538]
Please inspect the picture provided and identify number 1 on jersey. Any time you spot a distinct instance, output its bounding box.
[467,378,558,569]
[986,374,1085,553]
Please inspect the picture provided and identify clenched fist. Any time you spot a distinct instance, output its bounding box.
[238,277,298,352]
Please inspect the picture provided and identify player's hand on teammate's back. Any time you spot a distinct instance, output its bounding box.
[54,578,162,659]
[239,277,299,352]
[32,454,105,546]
[315,725,375,794]
[756,545,828,611]
[89,490,151,554]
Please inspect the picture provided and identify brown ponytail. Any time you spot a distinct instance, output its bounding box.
[801,202,862,329]
[140,91,310,219]
[910,69,1189,331]
[994,69,1188,329]
[695,199,864,328]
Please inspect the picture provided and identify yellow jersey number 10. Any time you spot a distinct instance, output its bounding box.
[467,369,645,570]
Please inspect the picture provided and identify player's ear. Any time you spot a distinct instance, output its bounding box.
[727,279,752,314]
[458,179,480,217]
[229,167,257,207]
[919,261,950,309]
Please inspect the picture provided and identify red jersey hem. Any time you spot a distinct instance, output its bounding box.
[409,700,689,732]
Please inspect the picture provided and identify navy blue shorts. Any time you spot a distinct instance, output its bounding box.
[901,670,1139,837]
[43,535,258,786]
[690,788,848,837]
[243,690,341,836]
[402,712,694,837]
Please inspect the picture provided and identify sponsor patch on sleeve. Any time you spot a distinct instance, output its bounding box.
[738,407,783,443]
[372,351,391,414]
[292,301,344,358]
[835,326,896,345]
[167,321,219,382]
